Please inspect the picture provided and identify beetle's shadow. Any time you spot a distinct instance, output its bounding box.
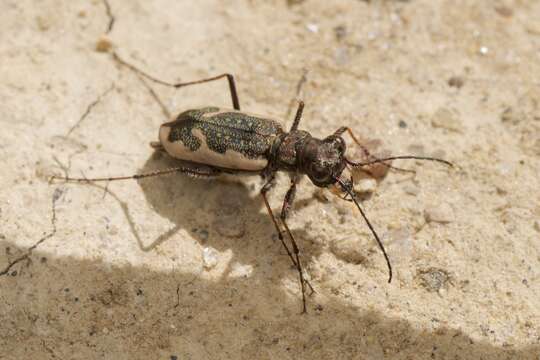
[122,150,319,276]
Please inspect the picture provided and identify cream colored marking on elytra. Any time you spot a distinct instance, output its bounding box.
[159,127,269,171]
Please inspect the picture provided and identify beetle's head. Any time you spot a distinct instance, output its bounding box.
[300,135,347,187]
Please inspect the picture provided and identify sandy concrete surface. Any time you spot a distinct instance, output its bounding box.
[1,0,540,359]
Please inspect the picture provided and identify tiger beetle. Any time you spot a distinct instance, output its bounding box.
[52,52,453,313]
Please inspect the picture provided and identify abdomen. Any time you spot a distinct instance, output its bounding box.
[159,107,284,171]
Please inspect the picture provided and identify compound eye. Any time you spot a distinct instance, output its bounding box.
[333,136,346,153]
[326,135,346,153]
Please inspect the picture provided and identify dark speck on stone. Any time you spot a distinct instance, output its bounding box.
[171,356,178,360]
[399,120,407,128]
[53,187,63,202]
[334,25,347,41]
[11,270,17,276]
[448,76,464,89]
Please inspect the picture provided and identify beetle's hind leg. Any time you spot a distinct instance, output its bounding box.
[50,161,221,184]
[112,51,240,111]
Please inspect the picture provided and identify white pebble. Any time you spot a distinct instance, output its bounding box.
[228,262,253,278]
[202,247,219,270]
[353,178,378,193]
[306,23,319,33]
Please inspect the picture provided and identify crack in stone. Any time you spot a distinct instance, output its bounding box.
[66,83,115,137]
[0,188,62,277]
[102,0,115,34]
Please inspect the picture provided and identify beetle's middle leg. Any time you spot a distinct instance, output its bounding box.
[260,176,314,298]
[289,100,305,132]
[112,51,240,110]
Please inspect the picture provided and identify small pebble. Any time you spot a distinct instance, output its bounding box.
[431,107,463,132]
[95,35,113,53]
[306,23,319,33]
[353,178,377,194]
[479,46,489,55]
[417,268,451,292]
[228,262,253,278]
[202,247,218,270]
[424,203,454,224]
[447,76,464,89]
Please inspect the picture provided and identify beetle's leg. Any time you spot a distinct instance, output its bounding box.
[289,100,305,132]
[112,51,240,110]
[50,162,221,184]
[279,174,310,313]
[260,175,314,298]
[335,126,415,174]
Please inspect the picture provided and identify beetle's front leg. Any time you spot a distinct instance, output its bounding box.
[334,126,415,175]
[260,175,314,304]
